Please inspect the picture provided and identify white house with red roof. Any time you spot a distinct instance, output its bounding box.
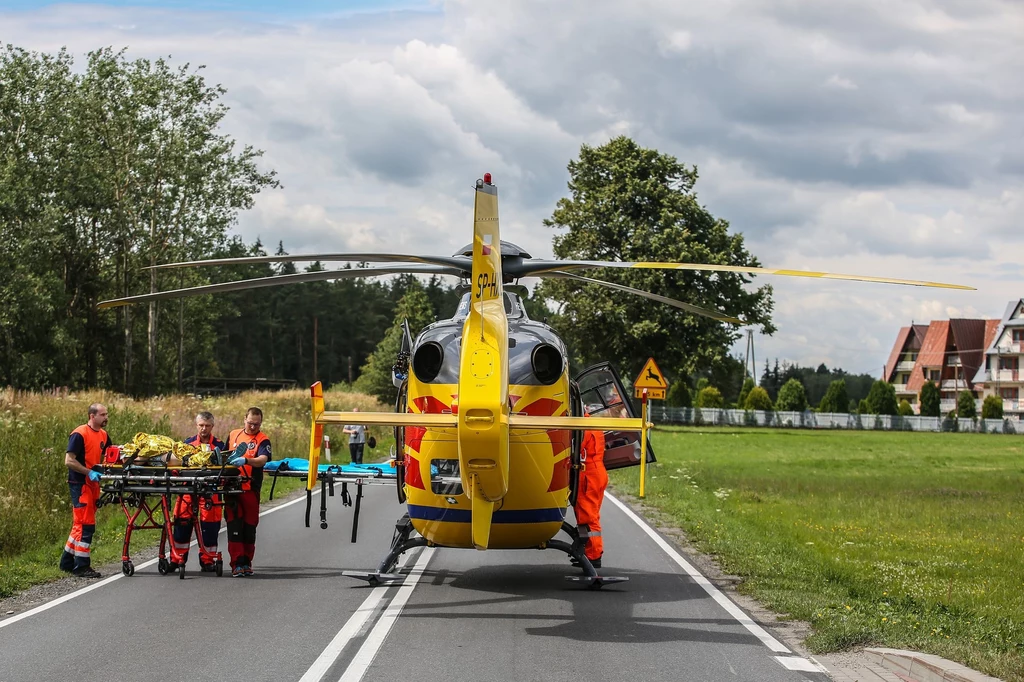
[971,298,1024,418]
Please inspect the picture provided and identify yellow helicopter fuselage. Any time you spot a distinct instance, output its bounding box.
[402,378,572,549]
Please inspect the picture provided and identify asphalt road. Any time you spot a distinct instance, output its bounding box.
[0,485,831,682]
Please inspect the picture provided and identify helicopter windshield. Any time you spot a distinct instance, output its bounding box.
[453,292,522,319]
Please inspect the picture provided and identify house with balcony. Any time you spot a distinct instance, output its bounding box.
[884,324,929,405]
[885,317,993,413]
[971,298,1024,419]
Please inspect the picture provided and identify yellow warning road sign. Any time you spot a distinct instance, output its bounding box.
[633,357,668,390]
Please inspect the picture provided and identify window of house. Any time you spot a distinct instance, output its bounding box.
[999,357,1019,370]
[1013,329,1024,342]
[999,387,1019,399]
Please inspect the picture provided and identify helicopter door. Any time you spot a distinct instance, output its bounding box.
[393,380,408,504]
[574,362,656,471]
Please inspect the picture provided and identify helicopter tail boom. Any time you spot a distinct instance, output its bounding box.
[457,174,511,549]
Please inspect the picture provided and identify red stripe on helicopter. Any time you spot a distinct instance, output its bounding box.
[406,426,426,454]
[412,396,450,414]
[405,396,453,454]
[515,398,571,456]
[547,457,570,492]
[405,453,425,489]
[514,398,570,492]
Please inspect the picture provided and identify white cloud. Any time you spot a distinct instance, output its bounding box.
[5,0,1024,375]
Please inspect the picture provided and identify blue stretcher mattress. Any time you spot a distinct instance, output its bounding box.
[264,458,397,478]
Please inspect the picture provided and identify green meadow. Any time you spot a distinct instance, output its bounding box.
[0,388,391,597]
[611,426,1024,681]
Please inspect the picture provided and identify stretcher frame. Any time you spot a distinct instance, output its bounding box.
[266,463,395,543]
[96,463,247,578]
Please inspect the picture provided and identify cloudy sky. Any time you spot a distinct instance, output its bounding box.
[5,0,1022,376]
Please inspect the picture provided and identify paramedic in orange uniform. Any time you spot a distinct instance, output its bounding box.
[170,411,226,572]
[60,403,109,578]
[573,409,607,569]
[225,407,271,577]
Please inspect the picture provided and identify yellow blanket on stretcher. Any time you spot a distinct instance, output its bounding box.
[120,433,219,467]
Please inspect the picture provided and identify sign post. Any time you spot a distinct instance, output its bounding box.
[633,358,667,499]
[639,389,648,499]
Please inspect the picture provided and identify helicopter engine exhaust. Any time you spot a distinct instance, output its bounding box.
[531,344,563,385]
[412,342,444,382]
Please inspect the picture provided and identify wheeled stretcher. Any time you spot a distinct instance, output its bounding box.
[265,459,397,542]
[96,463,247,578]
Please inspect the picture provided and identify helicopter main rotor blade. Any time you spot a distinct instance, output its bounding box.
[98,263,463,309]
[514,260,974,290]
[144,253,470,272]
[542,271,745,324]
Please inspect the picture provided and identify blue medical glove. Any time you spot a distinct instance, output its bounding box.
[228,454,247,466]
[87,470,103,482]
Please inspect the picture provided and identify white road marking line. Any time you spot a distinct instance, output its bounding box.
[605,492,791,653]
[0,489,315,630]
[775,656,829,673]
[297,549,421,682]
[338,547,436,682]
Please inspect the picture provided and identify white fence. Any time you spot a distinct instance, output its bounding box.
[649,405,1024,434]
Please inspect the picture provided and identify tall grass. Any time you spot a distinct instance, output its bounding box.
[611,426,1024,681]
[0,386,390,596]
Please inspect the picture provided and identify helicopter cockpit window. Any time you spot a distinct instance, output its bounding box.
[452,291,521,318]
[455,293,471,318]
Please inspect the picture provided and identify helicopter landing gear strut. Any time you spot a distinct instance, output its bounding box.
[343,513,427,586]
[552,523,628,589]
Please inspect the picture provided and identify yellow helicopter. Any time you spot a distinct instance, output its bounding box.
[100,173,970,587]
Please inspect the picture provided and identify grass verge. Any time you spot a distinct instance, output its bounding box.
[610,426,1024,682]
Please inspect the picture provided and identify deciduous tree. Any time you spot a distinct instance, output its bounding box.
[537,137,775,384]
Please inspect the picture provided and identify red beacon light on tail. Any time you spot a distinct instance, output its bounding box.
[483,172,492,184]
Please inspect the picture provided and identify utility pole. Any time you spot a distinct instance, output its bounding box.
[744,328,757,384]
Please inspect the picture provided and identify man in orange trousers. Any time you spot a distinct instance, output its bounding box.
[573,412,606,569]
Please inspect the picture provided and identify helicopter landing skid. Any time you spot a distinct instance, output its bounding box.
[344,514,428,586]
[545,539,628,589]
[341,570,404,587]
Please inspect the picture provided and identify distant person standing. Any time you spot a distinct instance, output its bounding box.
[60,403,109,578]
[343,408,367,464]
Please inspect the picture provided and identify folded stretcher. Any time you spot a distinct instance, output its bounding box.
[265,458,397,542]
[96,460,247,578]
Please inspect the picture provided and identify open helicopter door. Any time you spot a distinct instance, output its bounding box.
[574,362,656,470]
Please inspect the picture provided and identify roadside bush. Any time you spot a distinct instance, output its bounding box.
[744,386,774,411]
[919,380,940,417]
[695,385,723,408]
[775,378,808,412]
[866,380,898,416]
[818,379,849,413]
[957,391,977,419]
[857,398,869,415]
[898,399,915,416]
[666,380,692,407]
[982,395,1003,419]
